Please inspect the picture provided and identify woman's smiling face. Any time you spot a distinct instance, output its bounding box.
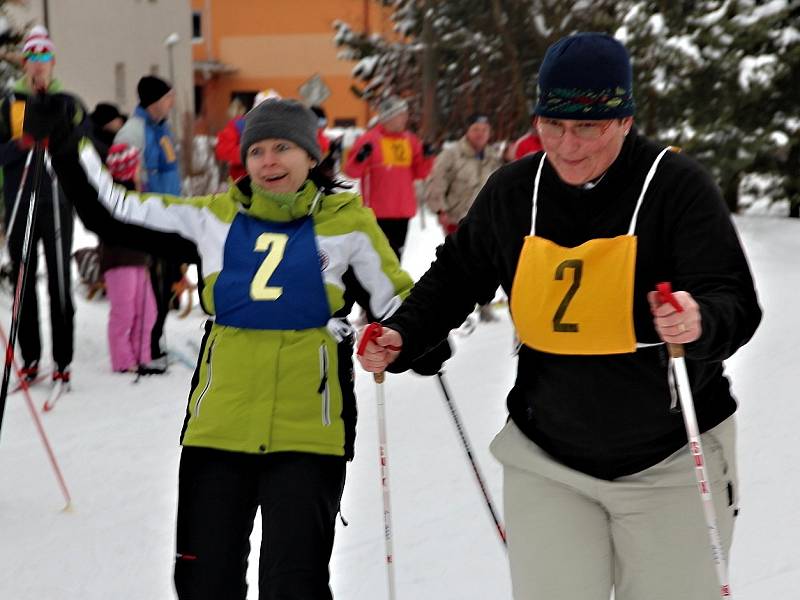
[245,139,316,194]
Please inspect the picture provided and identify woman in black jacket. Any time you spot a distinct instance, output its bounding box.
[359,33,761,600]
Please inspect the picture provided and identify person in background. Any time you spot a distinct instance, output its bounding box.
[512,110,543,159]
[115,75,183,371]
[25,96,449,599]
[0,25,83,386]
[89,102,126,160]
[101,143,159,375]
[343,95,434,259]
[424,113,504,321]
[215,90,282,184]
[214,96,249,182]
[358,33,761,600]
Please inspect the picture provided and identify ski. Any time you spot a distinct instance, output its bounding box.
[42,381,70,412]
[10,372,50,394]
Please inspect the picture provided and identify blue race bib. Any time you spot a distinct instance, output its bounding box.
[214,213,330,330]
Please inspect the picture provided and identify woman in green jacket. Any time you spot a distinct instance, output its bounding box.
[33,98,431,599]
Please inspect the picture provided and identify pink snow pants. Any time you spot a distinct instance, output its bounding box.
[104,266,157,372]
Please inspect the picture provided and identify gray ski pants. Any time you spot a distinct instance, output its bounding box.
[490,417,738,600]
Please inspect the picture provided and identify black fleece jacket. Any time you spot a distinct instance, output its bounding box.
[384,129,761,479]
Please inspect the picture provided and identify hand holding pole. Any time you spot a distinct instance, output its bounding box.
[357,322,398,600]
[656,282,732,598]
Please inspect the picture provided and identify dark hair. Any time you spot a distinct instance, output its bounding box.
[308,163,350,194]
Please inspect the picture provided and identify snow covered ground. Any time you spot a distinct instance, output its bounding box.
[0,207,797,599]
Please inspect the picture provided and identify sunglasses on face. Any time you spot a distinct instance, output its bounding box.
[24,52,54,63]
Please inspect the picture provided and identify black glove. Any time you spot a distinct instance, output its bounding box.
[410,338,453,377]
[22,93,74,154]
[422,142,437,157]
[355,142,373,163]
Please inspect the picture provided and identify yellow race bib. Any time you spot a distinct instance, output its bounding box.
[511,234,638,355]
[160,135,177,163]
[380,137,412,167]
[11,100,26,140]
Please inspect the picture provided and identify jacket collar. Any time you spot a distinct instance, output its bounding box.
[134,105,166,127]
[13,77,63,95]
[231,178,322,222]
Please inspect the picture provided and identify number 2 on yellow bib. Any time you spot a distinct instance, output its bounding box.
[250,233,288,300]
[553,259,583,332]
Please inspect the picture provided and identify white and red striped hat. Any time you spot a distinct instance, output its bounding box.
[106,143,140,182]
[22,25,55,58]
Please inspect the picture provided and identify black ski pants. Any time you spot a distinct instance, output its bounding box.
[149,257,183,360]
[5,197,74,371]
[174,447,346,600]
[375,217,409,260]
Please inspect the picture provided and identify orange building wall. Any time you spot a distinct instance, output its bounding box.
[191,0,394,133]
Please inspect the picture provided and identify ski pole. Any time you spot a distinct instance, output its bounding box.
[357,322,399,600]
[656,282,732,599]
[1,143,46,437]
[0,323,72,509]
[0,147,34,260]
[44,152,69,327]
[436,372,506,548]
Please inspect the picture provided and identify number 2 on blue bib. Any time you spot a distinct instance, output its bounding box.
[214,214,330,330]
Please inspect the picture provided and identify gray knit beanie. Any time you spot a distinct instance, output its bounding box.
[378,96,409,123]
[240,98,321,165]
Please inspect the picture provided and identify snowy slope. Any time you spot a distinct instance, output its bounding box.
[0,210,797,599]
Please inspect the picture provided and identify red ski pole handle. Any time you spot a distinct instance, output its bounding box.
[655,282,684,313]
[356,322,401,356]
[656,282,687,358]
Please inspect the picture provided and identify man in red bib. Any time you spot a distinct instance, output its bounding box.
[358,33,761,600]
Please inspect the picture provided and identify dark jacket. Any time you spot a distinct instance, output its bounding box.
[384,129,761,480]
[0,78,85,226]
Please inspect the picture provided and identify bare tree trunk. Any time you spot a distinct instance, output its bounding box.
[420,0,439,142]
[489,0,528,133]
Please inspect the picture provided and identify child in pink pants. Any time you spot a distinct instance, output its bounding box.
[102,144,158,373]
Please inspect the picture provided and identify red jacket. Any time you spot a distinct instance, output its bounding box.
[514,131,543,159]
[215,117,246,181]
[344,125,433,219]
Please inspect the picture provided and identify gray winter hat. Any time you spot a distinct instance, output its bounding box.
[240,98,322,165]
[378,96,409,122]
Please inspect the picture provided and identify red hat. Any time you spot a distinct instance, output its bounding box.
[106,143,140,182]
[22,25,55,60]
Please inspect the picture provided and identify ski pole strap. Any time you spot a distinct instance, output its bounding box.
[656,281,685,359]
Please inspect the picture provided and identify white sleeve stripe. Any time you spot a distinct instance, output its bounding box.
[320,231,403,319]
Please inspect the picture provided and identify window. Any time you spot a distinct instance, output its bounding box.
[192,12,202,41]
[334,118,357,128]
[194,86,204,116]
[232,91,257,112]
[114,63,126,106]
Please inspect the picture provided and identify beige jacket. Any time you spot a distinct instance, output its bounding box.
[424,136,503,224]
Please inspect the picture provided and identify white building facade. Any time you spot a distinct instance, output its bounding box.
[6,0,193,120]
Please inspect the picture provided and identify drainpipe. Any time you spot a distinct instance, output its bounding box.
[204,0,213,60]
[43,0,50,29]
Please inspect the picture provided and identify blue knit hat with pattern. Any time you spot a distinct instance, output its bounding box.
[534,32,635,120]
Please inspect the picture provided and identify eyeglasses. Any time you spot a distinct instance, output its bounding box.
[536,119,614,141]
